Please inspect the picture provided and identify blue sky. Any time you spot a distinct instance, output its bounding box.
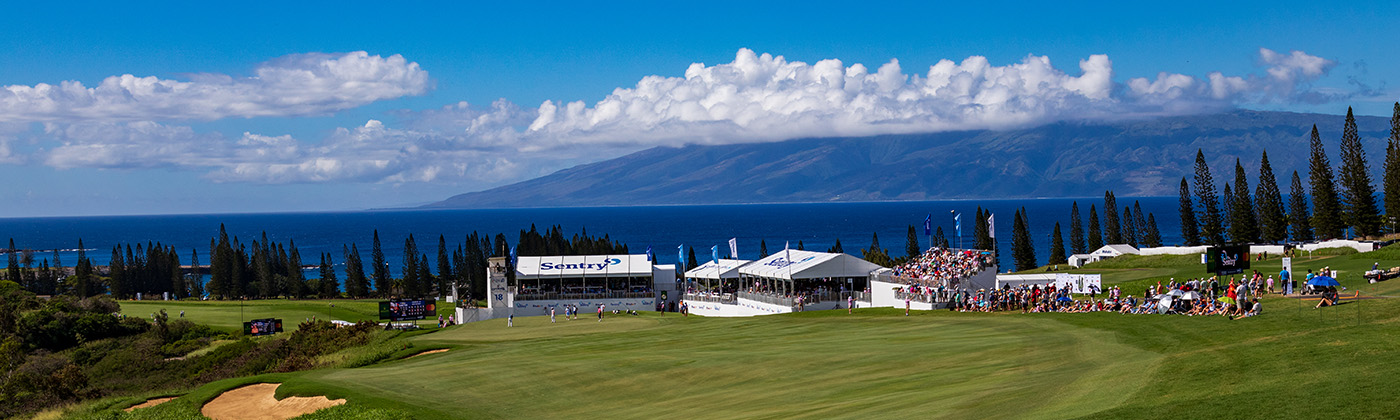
[0,0,1396,217]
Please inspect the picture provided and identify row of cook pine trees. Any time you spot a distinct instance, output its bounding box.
[1004,104,1400,272]
[1006,192,1167,271]
[1180,105,1400,246]
[204,224,626,300]
[5,224,625,300]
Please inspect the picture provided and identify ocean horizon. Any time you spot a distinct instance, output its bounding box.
[0,197,1183,277]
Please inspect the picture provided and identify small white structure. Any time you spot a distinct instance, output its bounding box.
[1069,244,1140,267]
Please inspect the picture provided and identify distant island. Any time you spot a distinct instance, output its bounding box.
[424,110,1394,209]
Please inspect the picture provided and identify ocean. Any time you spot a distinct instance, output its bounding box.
[0,197,1181,277]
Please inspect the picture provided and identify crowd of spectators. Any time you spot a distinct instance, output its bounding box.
[937,271,1321,319]
[891,247,989,289]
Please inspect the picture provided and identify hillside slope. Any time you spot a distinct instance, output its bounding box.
[427,110,1394,208]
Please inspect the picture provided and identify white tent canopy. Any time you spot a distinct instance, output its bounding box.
[685,259,751,280]
[515,254,654,279]
[739,249,882,280]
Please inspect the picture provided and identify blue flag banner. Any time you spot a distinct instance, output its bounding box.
[954,213,962,238]
[509,245,517,267]
[924,214,932,236]
[678,245,685,271]
[711,245,719,264]
[646,246,653,262]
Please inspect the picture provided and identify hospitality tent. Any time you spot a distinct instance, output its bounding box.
[737,249,882,297]
[514,254,657,299]
[684,259,750,293]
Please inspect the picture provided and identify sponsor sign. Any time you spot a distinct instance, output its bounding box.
[539,258,621,271]
[244,318,283,336]
[1206,245,1250,275]
[379,299,436,321]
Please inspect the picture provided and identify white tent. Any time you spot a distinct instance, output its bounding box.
[739,249,882,280]
[685,259,751,280]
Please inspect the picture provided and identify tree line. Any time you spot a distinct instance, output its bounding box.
[1006,192,1165,272]
[1180,104,1400,245]
[3,239,97,297]
[108,242,200,300]
[6,224,630,302]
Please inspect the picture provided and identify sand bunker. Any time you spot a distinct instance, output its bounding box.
[201,383,345,420]
[124,397,175,412]
[407,349,449,359]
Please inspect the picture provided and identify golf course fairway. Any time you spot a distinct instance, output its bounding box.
[89,249,1400,419]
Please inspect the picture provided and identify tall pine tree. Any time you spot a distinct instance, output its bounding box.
[437,235,452,298]
[1193,150,1226,245]
[974,207,992,250]
[1069,201,1086,254]
[1178,178,1200,246]
[1133,201,1150,247]
[1338,107,1381,237]
[1230,159,1259,243]
[1075,201,1086,254]
[344,244,368,298]
[402,234,420,298]
[1289,171,1314,241]
[906,225,920,258]
[1222,183,1234,242]
[1049,222,1067,265]
[1011,208,1037,271]
[1104,191,1121,244]
[1385,102,1400,233]
[1144,213,1163,247]
[6,239,17,284]
[319,253,339,298]
[1087,205,1103,250]
[1309,125,1345,239]
[371,230,390,297]
[1122,205,1139,247]
[1256,151,1288,243]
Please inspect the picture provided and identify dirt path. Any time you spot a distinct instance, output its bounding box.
[201,383,345,420]
[124,397,175,412]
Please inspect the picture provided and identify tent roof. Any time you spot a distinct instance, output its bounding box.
[515,254,654,278]
[684,259,751,280]
[738,249,883,280]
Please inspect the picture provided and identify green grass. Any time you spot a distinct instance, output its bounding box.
[76,248,1400,419]
[119,299,455,332]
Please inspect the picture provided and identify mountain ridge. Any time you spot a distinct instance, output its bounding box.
[425,110,1396,209]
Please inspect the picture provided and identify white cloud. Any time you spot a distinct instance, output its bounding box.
[0,52,429,122]
[1125,48,1337,106]
[9,48,1360,186]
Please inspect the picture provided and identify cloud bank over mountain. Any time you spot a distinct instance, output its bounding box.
[0,48,1361,186]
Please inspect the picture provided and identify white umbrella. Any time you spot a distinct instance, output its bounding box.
[1156,295,1174,314]
[1168,289,1185,297]
[1180,291,1201,300]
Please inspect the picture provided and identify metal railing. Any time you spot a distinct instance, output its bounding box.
[894,290,944,303]
[736,291,795,307]
[684,292,737,304]
[514,291,656,301]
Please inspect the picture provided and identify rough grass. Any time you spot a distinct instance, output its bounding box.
[119,299,455,332]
